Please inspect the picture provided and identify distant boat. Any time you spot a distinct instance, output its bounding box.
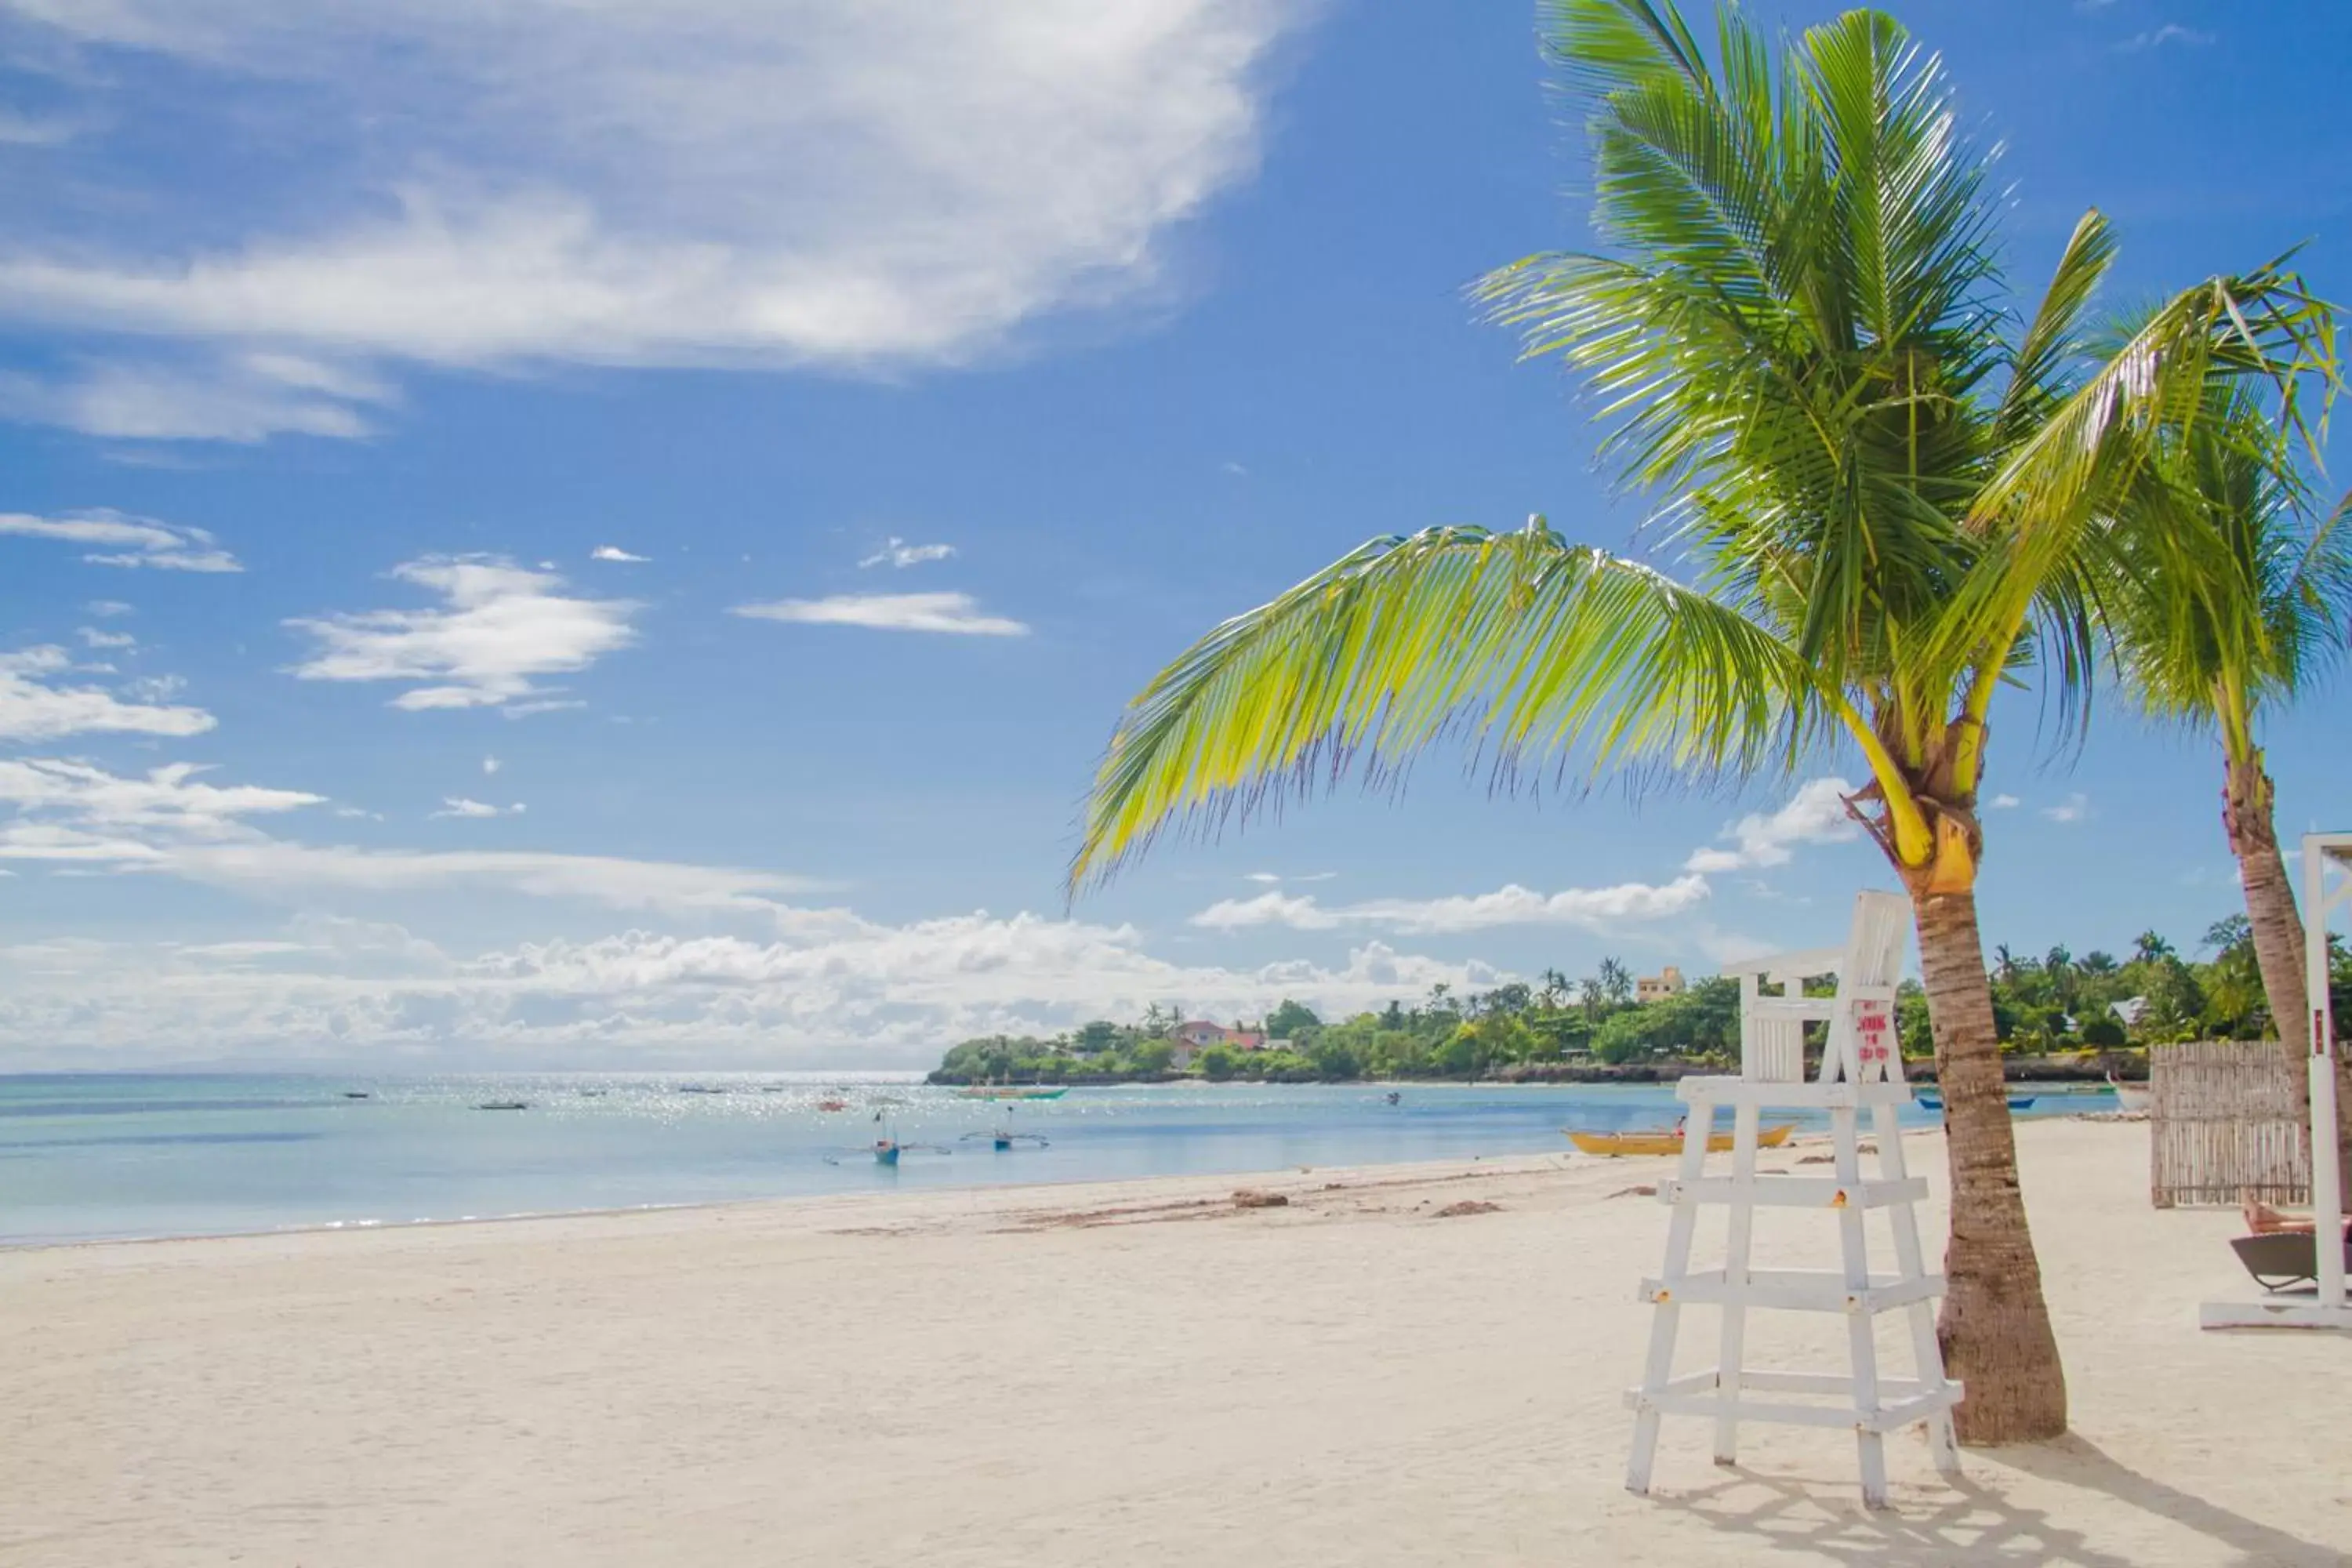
[956,1086,1069,1100]
[476,1100,528,1111]
[964,1130,1050,1152]
[577,1089,608,1098]
[1385,1091,1401,1105]
[2107,1074,2151,1112]
[816,1098,850,1112]
[1566,1125,1793,1157]
[1914,1090,2036,1112]
[341,1091,370,1099]
[677,1084,727,1094]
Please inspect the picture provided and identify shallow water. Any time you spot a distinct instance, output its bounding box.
[0,1073,2117,1245]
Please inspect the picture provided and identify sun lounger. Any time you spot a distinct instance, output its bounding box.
[2230,1230,2352,1293]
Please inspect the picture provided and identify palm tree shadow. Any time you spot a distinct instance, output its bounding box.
[1993,1436,2349,1566]
[1652,1436,2347,1566]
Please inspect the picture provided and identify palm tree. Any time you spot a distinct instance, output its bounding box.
[1067,0,2329,1443]
[2100,389,2352,1170]
[1598,956,1634,1007]
[1539,967,1571,1010]
[1579,975,1606,1022]
[2133,931,2176,966]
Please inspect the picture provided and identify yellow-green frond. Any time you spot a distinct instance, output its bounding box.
[1068,518,1831,891]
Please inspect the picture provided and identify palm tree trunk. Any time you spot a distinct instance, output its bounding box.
[1913,886,2068,1443]
[2223,752,2352,1193]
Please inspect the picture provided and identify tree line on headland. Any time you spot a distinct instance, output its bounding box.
[931,916,2352,1087]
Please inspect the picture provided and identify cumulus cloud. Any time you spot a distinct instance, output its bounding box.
[0,916,1504,1068]
[84,600,134,617]
[732,591,1028,637]
[0,0,1312,439]
[858,537,955,569]
[1682,777,1858,873]
[590,545,648,563]
[1192,873,1710,935]
[76,626,136,649]
[481,756,501,775]
[0,508,241,571]
[0,646,214,741]
[1987,793,2021,810]
[286,556,637,710]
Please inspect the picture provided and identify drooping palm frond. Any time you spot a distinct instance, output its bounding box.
[1068,519,1835,890]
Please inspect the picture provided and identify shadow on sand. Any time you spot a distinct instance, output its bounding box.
[1654,1435,2348,1566]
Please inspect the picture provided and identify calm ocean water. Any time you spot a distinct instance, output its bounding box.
[0,1073,2117,1246]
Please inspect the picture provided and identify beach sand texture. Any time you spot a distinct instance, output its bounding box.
[4,1117,2347,1566]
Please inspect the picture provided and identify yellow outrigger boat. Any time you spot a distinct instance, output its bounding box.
[1566,1123,1795,1157]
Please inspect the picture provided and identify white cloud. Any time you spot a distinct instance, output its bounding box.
[0,508,241,571]
[0,758,321,837]
[2042,793,2089,825]
[286,556,637,710]
[590,545,648,563]
[0,0,1312,439]
[732,591,1028,637]
[1987,793,2021,811]
[858,537,956,569]
[0,914,1504,1068]
[1191,873,1711,935]
[0,645,213,741]
[481,756,501,775]
[77,626,136,648]
[84,600,134,617]
[430,797,524,818]
[1683,777,1858,873]
[2120,24,2214,50]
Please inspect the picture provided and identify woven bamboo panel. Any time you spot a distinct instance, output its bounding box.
[2149,1041,2308,1208]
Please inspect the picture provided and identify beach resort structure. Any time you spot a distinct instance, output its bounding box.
[1166,1020,1269,1068]
[1635,966,1687,1004]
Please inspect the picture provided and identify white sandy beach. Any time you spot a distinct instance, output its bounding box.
[4,1116,2347,1566]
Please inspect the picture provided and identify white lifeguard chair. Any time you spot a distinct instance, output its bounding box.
[1624,889,1960,1508]
[2200,832,2351,1332]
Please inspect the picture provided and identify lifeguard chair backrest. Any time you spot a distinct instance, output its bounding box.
[1820,890,1910,1084]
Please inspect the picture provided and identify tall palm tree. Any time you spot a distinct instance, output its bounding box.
[2101,390,2352,1171]
[1598,956,1634,1007]
[2134,931,2176,966]
[1067,0,2329,1443]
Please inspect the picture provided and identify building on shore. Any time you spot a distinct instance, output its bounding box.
[1635,966,1686,1004]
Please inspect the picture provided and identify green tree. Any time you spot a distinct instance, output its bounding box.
[2102,390,2352,1168]
[1064,0,2329,1441]
[1198,1046,1238,1081]
[1073,1019,1123,1055]
[1597,956,1633,1007]
[1265,999,1323,1038]
[1128,1040,1174,1075]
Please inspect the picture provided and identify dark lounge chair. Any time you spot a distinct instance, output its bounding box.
[2230,1230,2352,1293]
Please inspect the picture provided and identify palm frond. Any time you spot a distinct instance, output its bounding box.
[1068,520,1831,891]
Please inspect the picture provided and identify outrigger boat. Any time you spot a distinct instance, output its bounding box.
[956,1085,1069,1101]
[1914,1090,2035,1112]
[1566,1124,1794,1157]
[960,1103,1049,1152]
[2106,1073,2151,1112]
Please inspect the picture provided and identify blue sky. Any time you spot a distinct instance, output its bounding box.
[0,0,2344,1069]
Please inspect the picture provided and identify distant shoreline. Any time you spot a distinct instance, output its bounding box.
[927,1054,2140,1089]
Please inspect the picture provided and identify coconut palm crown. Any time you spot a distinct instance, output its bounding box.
[1069,0,2333,1442]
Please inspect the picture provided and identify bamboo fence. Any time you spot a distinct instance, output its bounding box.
[2149,1040,2307,1208]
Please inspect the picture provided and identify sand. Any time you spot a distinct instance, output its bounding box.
[3,1117,2347,1566]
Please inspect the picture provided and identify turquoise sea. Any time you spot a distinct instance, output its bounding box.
[0,1073,2118,1246]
